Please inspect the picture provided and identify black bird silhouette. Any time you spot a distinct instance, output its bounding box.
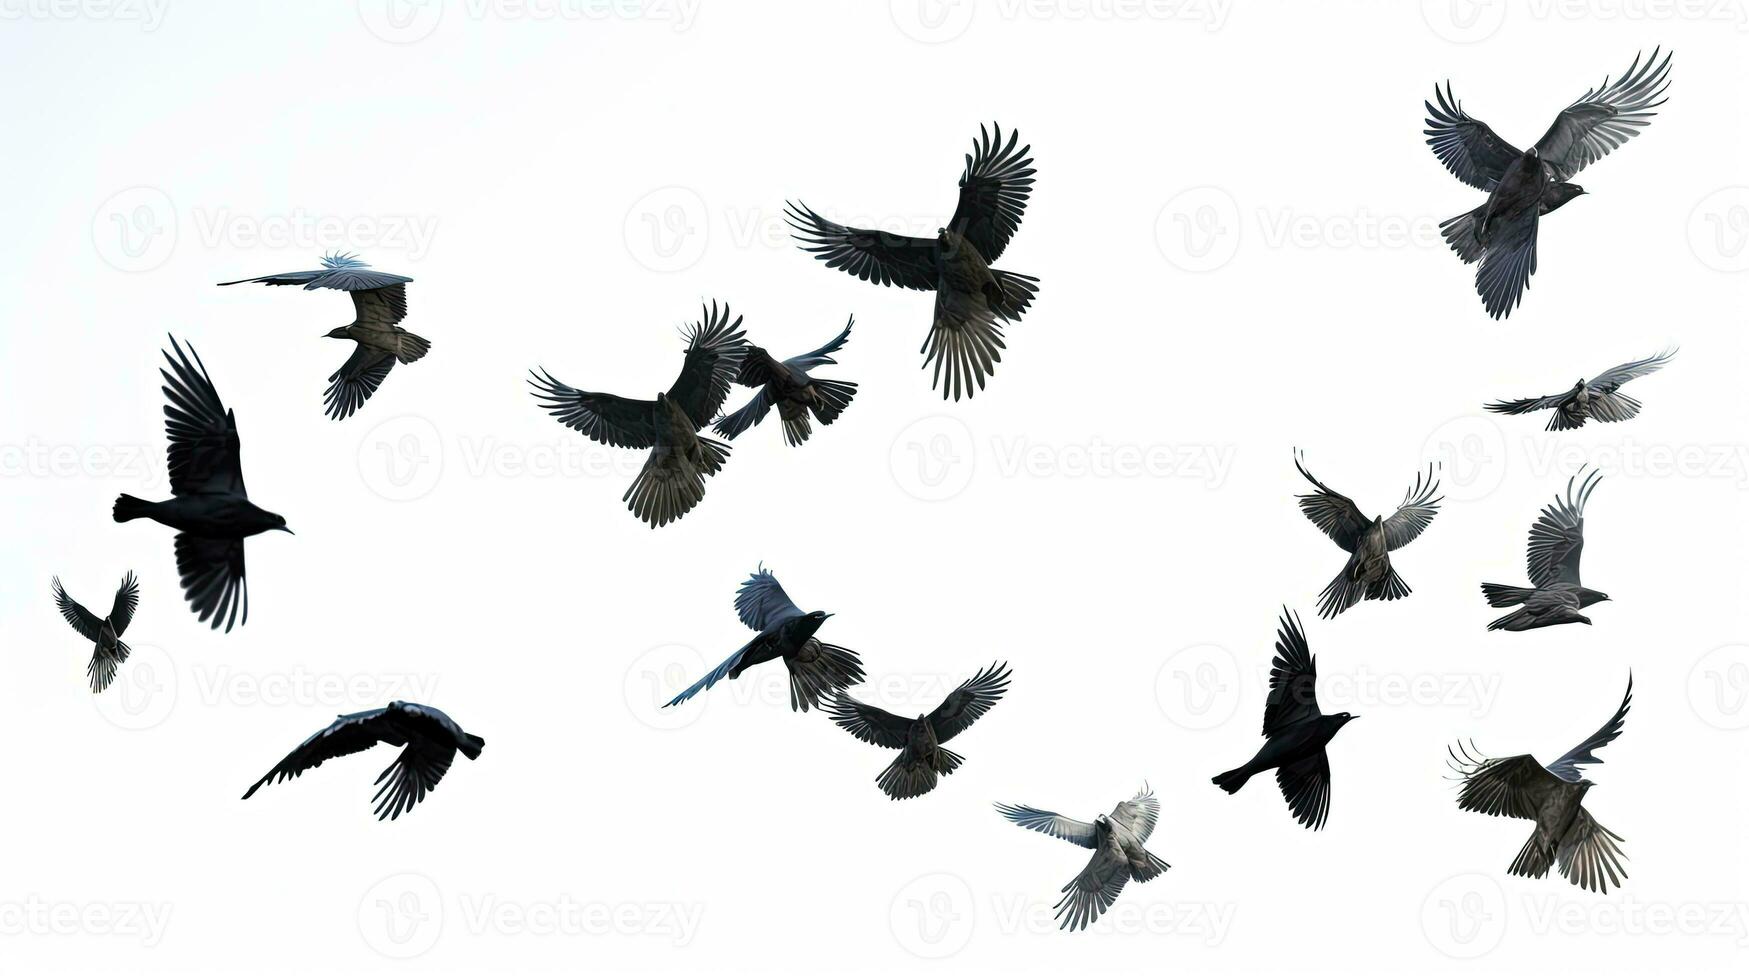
[663,566,865,712]
[218,252,430,420]
[1486,348,1675,430]
[530,302,746,528]
[713,316,858,447]
[822,662,1010,799]
[1482,469,1609,631]
[243,701,485,821]
[51,572,139,693]
[786,123,1039,400]
[114,339,291,632]
[1294,451,1442,618]
[1448,676,1632,893]
[1212,609,1357,830]
[1425,49,1672,318]
[995,786,1170,932]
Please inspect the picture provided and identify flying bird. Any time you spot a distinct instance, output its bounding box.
[995,786,1170,932]
[1485,348,1675,430]
[663,565,865,712]
[714,316,858,447]
[1448,676,1632,893]
[821,662,1010,799]
[530,302,746,528]
[1481,469,1609,631]
[242,701,485,821]
[1295,451,1442,618]
[218,252,429,420]
[1211,609,1357,830]
[1425,49,1672,318]
[786,123,1039,400]
[51,572,140,693]
[114,339,291,632]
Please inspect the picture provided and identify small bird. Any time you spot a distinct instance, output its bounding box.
[242,701,485,821]
[821,662,1010,799]
[1485,348,1675,430]
[530,302,746,528]
[995,786,1170,932]
[787,123,1039,400]
[1482,469,1608,631]
[1425,49,1672,318]
[1448,676,1632,893]
[114,339,291,632]
[218,252,430,420]
[1294,451,1442,618]
[664,565,865,713]
[714,316,859,447]
[51,572,140,693]
[1212,609,1357,830]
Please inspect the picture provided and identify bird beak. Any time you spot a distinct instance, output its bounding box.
[278,527,295,535]
[822,612,834,619]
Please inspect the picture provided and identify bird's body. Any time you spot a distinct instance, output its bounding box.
[52,573,139,693]
[1482,469,1608,631]
[1425,49,1671,318]
[787,123,1039,400]
[715,317,858,447]
[823,662,1010,799]
[1486,349,1674,430]
[663,566,865,712]
[996,787,1170,931]
[114,339,290,632]
[1294,451,1442,618]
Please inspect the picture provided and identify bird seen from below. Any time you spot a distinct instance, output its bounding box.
[1448,676,1632,893]
[51,572,140,693]
[1212,609,1357,830]
[530,302,746,528]
[663,565,865,713]
[1425,48,1672,318]
[114,339,291,632]
[218,252,429,420]
[714,315,858,447]
[242,701,485,821]
[786,123,1039,400]
[1485,348,1675,430]
[995,786,1170,932]
[822,662,1011,799]
[1482,469,1609,631]
[1294,450,1443,618]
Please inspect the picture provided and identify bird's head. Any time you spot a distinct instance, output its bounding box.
[1334,711,1358,727]
[267,511,294,535]
[1094,814,1111,828]
[1577,615,1593,625]
[805,610,833,623]
[323,327,350,340]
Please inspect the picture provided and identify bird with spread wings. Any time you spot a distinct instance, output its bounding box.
[822,662,1010,799]
[1294,451,1442,618]
[1481,469,1610,631]
[51,572,140,693]
[1485,349,1674,431]
[995,786,1170,932]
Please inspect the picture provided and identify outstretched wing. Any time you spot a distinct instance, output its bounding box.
[1474,209,1539,320]
[323,346,395,421]
[1109,785,1160,842]
[242,706,395,799]
[1526,469,1600,588]
[161,338,246,496]
[785,202,938,291]
[528,370,658,449]
[666,301,747,427]
[993,803,1097,848]
[1589,348,1675,393]
[1556,808,1628,893]
[946,123,1034,263]
[108,571,140,635]
[176,533,247,632]
[1424,82,1524,190]
[784,315,854,372]
[1263,608,1320,737]
[1293,450,1368,551]
[821,692,911,749]
[733,564,805,631]
[1382,465,1442,550]
[369,736,458,821]
[1532,48,1673,183]
[1276,751,1333,831]
[51,577,103,641]
[1055,850,1129,932]
[350,284,408,329]
[1448,747,1559,820]
[712,388,774,440]
[926,662,1012,743]
[1485,392,1566,416]
[1546,675,1632,781]
[661,642,748,709]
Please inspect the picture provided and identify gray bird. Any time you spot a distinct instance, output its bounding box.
[530,302,746,528]
[786,123,1039,400]
[995,786,1171,932]
[243,701,485,821]
[1425,49,1672,318]
[822,662,1010,799]
[663,565,865,713]
[218,252,430,420]
[1449,676,1632,893]
[1211,609,1357,830]
[1486,348,1674,430]
[1295,451,1442,618]
[713,316,858,447]
[1482,469,1609,631]
[113,339,291,632]
[51,572,140,693]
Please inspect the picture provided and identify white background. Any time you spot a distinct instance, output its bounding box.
[2,1,1747,977]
